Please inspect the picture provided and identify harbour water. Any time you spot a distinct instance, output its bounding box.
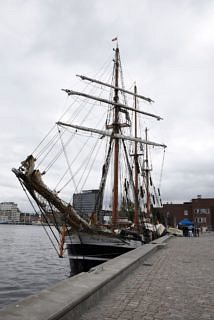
[0,224,70,309]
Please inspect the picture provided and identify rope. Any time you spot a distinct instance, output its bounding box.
[42,127,76,173]
[79,136,103,192]
[18,178,39,215]
[32,125,56,157]
[57,126,77,191]
[18,177,60,256]
[40,213,60,256]
[55,133,91,192]
[158,149,166,189]
[36,131,59,163]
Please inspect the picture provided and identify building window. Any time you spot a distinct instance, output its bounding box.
[200,208,210,214]
[184,210,188,216]
[195,217,207,224]
[194,208,210,214]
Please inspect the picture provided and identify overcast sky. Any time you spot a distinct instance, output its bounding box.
[1,0,214,212]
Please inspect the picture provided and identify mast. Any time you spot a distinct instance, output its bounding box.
[134,85,139,229]
[112,45,120,227]
[145,128,151,220]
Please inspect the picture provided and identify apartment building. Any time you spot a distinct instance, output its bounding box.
[162,195,214,231]
[0,202,20,223]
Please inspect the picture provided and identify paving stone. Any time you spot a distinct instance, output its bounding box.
[79,233,214,320]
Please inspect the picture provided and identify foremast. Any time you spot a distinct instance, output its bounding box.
[112,45,120,227]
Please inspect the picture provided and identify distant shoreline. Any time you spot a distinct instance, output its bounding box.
[0,222,43,226]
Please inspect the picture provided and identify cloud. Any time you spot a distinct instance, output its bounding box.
[1,0,214,211]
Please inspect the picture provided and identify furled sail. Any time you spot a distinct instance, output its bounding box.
[12,155,91,231]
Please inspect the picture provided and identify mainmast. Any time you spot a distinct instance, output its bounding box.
[133,85,140,230]
[112,45,120,227]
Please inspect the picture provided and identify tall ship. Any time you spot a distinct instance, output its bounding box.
[13,40,166,274]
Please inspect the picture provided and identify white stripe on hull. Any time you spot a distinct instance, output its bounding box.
[68,255,109,261]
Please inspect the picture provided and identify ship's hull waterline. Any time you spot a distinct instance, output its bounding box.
[66,231,143,274]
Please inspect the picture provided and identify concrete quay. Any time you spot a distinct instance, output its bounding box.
[80,232,214,320]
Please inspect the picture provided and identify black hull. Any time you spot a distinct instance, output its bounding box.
[67,243,135,274]
[66,230,143,275]
[68,255,106,275]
